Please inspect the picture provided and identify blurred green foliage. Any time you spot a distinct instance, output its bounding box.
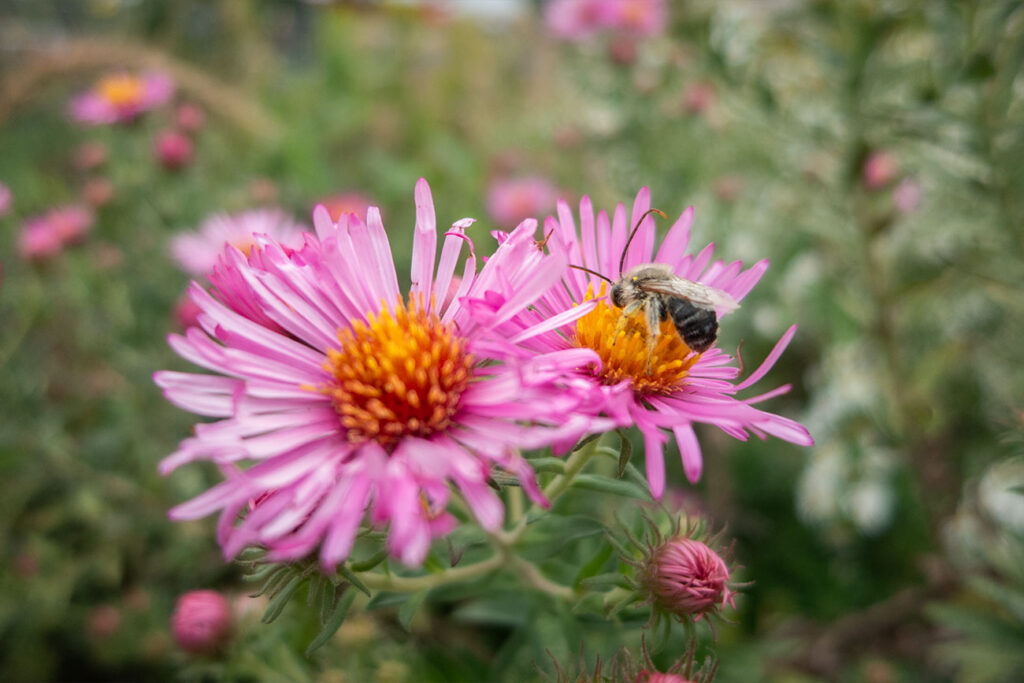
[1,0,1023,680]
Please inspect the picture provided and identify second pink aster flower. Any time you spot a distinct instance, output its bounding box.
[497,189,813,498]
[170,209,306,276]
[155,179,603,569]
[70,72,174,125]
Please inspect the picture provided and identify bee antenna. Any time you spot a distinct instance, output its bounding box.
[619,208,667,275]
[568,264,614,284]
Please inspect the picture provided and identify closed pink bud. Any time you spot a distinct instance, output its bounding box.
[155,130,194,170]
[862,151,897,190]
[638,673,694,683]
[643,538,734,620]
[171,590,232,654]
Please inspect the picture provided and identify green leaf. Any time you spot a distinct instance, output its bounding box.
[615,429,633,478]
[337,564,371,597]
[305,588,357,657]
[523,457,566,474]
[573,542,615,589]
[398,590,429,632]
[349,549,388,572]
[250,565,291,598]
[579,572,632,590]
[570,474,652,501]
[262,573,304,624]
[571,433,601,452]
[366,591,411,610]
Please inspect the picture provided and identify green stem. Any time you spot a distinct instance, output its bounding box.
[355,552,505,592]
[510,556,576,601]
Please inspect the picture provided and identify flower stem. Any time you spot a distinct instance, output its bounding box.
[355,552,505,592]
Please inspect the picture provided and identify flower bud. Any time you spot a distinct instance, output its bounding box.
[862,151,897,190]
[154,130,194,170]
[171,590,232,655]
[637,673,694,683]
[642,537,734,620]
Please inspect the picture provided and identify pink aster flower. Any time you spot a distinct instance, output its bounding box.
[170,209,306,276]
[18,205,95,261]
[155,179,605,568]
[154,129,194,170]
[317,191,373,223]
[70,72,174,125]
[545,0,608,41]
[486,176,561,228]
[502,189,813,498]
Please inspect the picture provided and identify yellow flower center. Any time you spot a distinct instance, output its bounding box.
[96,75,145,108]
[573,285,700,396]
[321,296,474,446]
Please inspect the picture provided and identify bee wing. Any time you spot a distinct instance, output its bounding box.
[642,277,740,313]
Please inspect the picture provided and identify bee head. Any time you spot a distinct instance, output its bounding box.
[610,281,627,308]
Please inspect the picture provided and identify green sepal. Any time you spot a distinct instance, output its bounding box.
[615,428,633,478]
[398,589,429,632]
[305,588,357,657]
[337,563,371,597]
[349,549,388,572]
[261,573,304,624]
[570,473,652,501]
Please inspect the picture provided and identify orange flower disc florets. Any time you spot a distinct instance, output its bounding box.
[572,286,700,396]
[323,296,474,446]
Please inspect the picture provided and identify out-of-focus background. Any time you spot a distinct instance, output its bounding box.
[1,1,1023,680]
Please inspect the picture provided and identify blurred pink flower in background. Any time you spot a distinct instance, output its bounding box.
[18,205,95,262]
[683,81,715,115]
[894,178,922,214]
[546,0,666,41]
[545,0,607,41]
[70,72,174,125]
[175,103,206,133]
[606,0,667,37]
[317,191,372,222]
[73,142,108,171]
[862,150,897,190]
[170,209,306,276]
[171,590,232,655]
[154,130,194,170]
[0,181,11,217]
[82,178,114,207]
[486,176,560,227]
[88,605,122,640]
[155,179,607,568]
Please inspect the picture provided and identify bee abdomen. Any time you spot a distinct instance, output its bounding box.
[666,296,718,353]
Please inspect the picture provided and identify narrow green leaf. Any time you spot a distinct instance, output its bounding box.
[350,549,388,572]
[305,589,357,657]
[306,574,323,607]
[572,433,601,452]
[250,565,290,598]
[365,591,410,610]
[615,429,633,478]
[398,590,429,632]
[337,564,371,597]
[243,562,280,583]
[570,474,652,501]
[524,457,566,474]
[262,574,304,624]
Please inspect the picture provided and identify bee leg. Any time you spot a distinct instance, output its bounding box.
[612,301,644,346]
[644,298,662,374]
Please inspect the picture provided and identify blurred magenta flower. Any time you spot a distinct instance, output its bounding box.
[154,130,194,170]
[0,181,11,217]
[18,205,94,262]
[317,191,372,222]
[170,209,305,276]
[894,177,922,214]
[509,190,812,497]
[175,102,206,133]
[155,179,605,568]
[546,0,666,41]
[862,151,897,190]
[73,142,108,171]
[486,176,560,227]
[171,590,232,655]
[81,178,114,207]
[70,72,173,125]
[642,536,735,621]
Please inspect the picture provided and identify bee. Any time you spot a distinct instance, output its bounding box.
[571,209,739,372]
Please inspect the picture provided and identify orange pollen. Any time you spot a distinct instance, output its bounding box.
[96,75,145,108]
[572,285,700,396]
[320,296,474,447]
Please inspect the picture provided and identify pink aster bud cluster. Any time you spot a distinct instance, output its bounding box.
[17,205,95,262]
[171,590,233,655]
